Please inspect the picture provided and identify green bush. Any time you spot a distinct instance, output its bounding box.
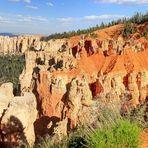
[122,22,136,38]
[87,120,141,148]
[113,120,141,148]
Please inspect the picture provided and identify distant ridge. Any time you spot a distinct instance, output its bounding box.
[0,33,17,37]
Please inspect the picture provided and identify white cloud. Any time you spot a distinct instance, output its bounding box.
[0,14,58,34]
[0,13,130,34]
[46,2,54,7]
[0,16,10,23]
[26,5,38,9]
[84,14,125,20]
[96,0,148,5]
[0,14,48,23]
[8,0,31,3]
[58,14,126,24]
[16,15,48,22]
[58,17,79,24]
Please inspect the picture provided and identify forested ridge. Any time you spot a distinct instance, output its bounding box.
[41,12,148,41]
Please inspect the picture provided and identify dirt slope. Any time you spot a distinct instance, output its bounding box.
[140,130,148,148]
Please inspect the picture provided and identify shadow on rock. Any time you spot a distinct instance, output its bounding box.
[0,115,28,148]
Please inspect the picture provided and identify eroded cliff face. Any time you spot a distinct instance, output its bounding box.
[0,27,148,145]
[0,30,147,55]
[17,34,148,140]
[0,35,41,54]
[0,35,72,54]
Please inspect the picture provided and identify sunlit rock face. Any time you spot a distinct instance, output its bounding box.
[0,83,14,117]
[0,83,37,147]
[0,36,69,55]
[0,36,41,54]
[0,27,148,143]
[0,32,147,55]
[17,35,148,139]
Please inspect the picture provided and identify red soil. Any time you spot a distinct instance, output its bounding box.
[140,130,148,148]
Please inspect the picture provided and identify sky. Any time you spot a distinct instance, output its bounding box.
[0,0,147,35]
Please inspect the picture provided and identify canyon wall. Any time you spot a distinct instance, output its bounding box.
[0,35,70,54]
[18,36,148,140]
[0,27,148,146]
[0,32,147,55]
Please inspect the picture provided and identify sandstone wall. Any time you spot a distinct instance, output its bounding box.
[0,35,70,54]
[0,34,148,143]
[0,34,147,55]
[20,50,148,140]
[0,36,41,54]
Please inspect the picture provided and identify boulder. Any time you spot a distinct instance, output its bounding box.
[0,92,37,146]
[0,83,14,117]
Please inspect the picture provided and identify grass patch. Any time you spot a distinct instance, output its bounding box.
[86,119,141,148]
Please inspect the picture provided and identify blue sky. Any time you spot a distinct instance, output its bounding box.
[0,0,147,35]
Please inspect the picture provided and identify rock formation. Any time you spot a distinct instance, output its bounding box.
[0,24,148,145]
[0,35,70,55]
[67,76,93,128]
[128,72,140,107]
[0,35,41,54]
[16,34,148,140]
[0,83,13,117]
[0,28,147,55]
[139,71,148,103]
[0,83,37,147]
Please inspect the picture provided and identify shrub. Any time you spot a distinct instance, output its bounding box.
[113,120,141,148]
[125,103,148,129]
[35,129,87,148]
[68,135,87,148]
[87,119,141,148]
[122,22,137,38]
[35,135,68,148]
[90,33,98,38]
[142,30,148,39]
